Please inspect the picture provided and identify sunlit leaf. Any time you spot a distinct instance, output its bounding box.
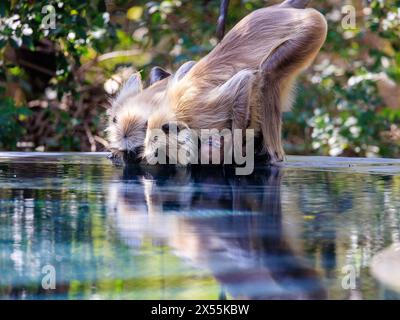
[127,6,143,21]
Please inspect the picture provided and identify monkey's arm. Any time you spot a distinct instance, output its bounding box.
[224,71,254,131]
[257,9,327,163]
[232,99,251,132]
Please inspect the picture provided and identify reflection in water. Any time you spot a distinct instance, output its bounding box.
[110,166,326,299]
[0,154,400,299]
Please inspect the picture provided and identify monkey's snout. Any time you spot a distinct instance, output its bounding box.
[107,152,124,167]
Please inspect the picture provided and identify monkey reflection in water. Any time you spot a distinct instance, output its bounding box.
[107,166,326,299]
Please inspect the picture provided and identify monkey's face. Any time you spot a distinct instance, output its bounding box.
[106,72,171,164]
[143,123,227,166]
[106,61,196,165]
[107,108,148,164]
[143,112,197,166]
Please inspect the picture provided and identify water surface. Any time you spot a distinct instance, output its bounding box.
[1,152,400,300]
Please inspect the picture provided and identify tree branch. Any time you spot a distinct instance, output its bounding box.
[216,0,230,41]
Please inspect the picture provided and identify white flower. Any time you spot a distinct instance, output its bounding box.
[312,142,321,150]
[67,32,76,40]
[104,78,120,94]
[329,147,343,157]
[345,116,357,127]
[22,27,33,36]
[366,146,380,157]
[45,88,57,100]
[103,12,110,23]
[91,29,106,39]
[350,126,361,138]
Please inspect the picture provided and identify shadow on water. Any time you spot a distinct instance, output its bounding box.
[110,165,326,299]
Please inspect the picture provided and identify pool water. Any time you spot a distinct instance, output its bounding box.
[0,152,400,300]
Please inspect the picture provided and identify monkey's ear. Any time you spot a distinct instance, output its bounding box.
[119,72,143,97]
[173,61,196,82]
[213,70,254,129]
[149,67,171,85]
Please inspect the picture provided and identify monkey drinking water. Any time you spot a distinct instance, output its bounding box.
[106,0,327,166]
[143,0,327,165]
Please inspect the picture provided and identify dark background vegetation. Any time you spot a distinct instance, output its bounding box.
[0,0,399,157]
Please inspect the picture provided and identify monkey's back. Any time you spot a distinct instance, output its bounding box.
[190,7,326,85]
[142,3,328,165]
[170,6,327,130]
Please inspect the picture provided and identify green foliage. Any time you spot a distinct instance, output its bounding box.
[1,0,116,88]
[286,0,400,157]
[0,96,31,150]
[0,0,399,156]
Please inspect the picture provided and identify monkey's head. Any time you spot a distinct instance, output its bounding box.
[133,61,198,166]
[106,68,171,164]
[143,111,198,166]
[143,68,255,166]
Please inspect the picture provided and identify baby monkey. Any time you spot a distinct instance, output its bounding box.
[106,62,195,165]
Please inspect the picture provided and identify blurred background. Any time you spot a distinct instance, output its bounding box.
[0,0,399,157]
